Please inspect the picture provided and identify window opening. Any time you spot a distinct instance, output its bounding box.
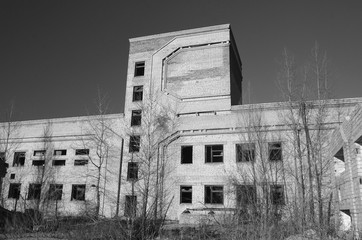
[268,142,282,161]
[75,149,89,155]
[134,62,145,76]
[205,145,223,163]
[13,152,25,167]
[48,184,63,200]
[74,160,89,166]
[180,186,192,203]
[129,136,140,153]
[28,184,41,200]
[127,162,138,180]
[125,195,137,217]
[52,160,66,166]
[33,150,46,156]
[132,86,143,101]
[181,146,193,164]
[131,110,142,126]
[71,184,86,201]
[236,143,255,162]
[8,183,21,199]
[205,185,223,204]
[270,185,285,205]
[236,185,256,206]
[32,160,45,166]
[54,150,66,156]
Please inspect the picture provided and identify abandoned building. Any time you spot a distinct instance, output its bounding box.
[0,24,361,230]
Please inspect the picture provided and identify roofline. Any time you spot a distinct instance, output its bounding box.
[231,97,362,111]
[0,113,124,126]
[129,24,230,43]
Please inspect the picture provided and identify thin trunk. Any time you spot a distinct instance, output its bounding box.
[296,128,306,228]
[300,102,315,224]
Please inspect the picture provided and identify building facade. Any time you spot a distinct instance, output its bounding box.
[0,24,361,230]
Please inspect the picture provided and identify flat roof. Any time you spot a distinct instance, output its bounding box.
[129,24,230,42]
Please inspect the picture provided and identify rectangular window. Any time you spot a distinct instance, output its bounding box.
[268,142,282,161]
[131,110,142,126]
[205,145,223,163]
[28,184,41,200]
[13,152,25,167]
[181,146,193,164]
[127,162,138,180]
[236,185,256,206]
[132,86,143,102]
[125,195,137,217]
[129,136,140,153]
[54,150,67,156]
[236,143,255,162]
[205,185,223,204]
[270,185,285,205]
[8,183,21,199]
[180,186,192,204]
[33,150,46,156]
[32,160,45,166]
[134,61,145,76]
[48,184,63,200]
[71,184,86,201]
[52,160,66,166]
[10,173,15,179]
[75,149,89,155]
[74,160,89,166]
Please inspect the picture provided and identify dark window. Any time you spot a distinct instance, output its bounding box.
[129,136,140,153]
[54,150,67,156]
[132,86,143,102]
[8,183,21,199]
[0,152,6,161]
[71,184,85,201]
[270,185,285,205]
[13,152,25,167]
[48,184,63,200]
[28,184,41,200]
[205,185,223,204]
[74,160,89,166]
[33,150,46,156]
[131,110,142,126]
[52,160,66,166]
[236,143,255,162]
[10,173,15,179]
[127,162,138,180]
[180,186,192,204]
[134,61,145,76]
[236,185,256,206]
[205,145,223,163]
[269,142,282,161]
[181,146,193,164]
[75,149,89,155]
[32,160,45,166]
[125,195,137,217]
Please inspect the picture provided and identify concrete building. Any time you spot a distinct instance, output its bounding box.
[0,24,361,230]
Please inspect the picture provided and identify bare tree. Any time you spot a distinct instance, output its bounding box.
[277,44,335,236]
[0,103,20,206]
[226,104,287,239]
[124,90,178,239]
[79,90,121,219]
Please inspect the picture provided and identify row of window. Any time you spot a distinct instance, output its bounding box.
[125,143,282,180]
[180,185,285,205]
[122,184,285,218]
[2,149,89,167]
[8,183,86,201]
[181,143,282,164]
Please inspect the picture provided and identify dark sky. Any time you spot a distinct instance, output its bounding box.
[1,0,362,121]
